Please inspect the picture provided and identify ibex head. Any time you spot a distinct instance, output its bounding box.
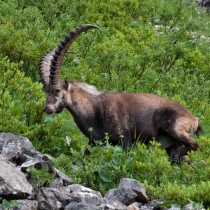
[39,24,99,114]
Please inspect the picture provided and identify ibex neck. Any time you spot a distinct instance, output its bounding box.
[66,88,98,139]
[67,88,96,119]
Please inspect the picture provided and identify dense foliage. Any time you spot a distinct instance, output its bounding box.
[0,0,210,207]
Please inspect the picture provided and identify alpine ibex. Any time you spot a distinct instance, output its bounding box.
[39,24,202,159]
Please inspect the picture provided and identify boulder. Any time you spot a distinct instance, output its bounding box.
[0,155,32,199]
[118,178,149,204]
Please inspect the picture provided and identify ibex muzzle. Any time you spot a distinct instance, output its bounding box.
[39,24,202,160]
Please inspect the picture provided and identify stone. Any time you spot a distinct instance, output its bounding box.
[139,199,166,210]
[0,155,32,199]
[99,202,129,210]
[0,133,41,164]
[49,177,64,188]
[68,184,104,206]
[182,203,205,210]
[195,0,210,9]
[118,178,149,204]
[20,158,41,172]
[105,188,137,205]
[128,202,140,210]
[68,184,102,198]
[37,187,72,210]
[64,201,92,210]
[53,168,73,186]
[9,200,38,210]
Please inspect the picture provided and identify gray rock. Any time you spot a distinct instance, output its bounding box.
[139,199,166,210]
[0,155,32,199]
[195,0,210,8]
[53,168,73,186]
[37,189,62,209]
[99,202,129,210]
[37,187,72,210]
[68,184,102,198]
[128,202,140,210]
[105,188,137,205]
[182,204,193,210]
[74,192,101,206]
[182,203,205,210]
[118,178,149,204]
[68,184,104,206]
[8,200,38,210]
[0,133,41,164]
[49,177,64,188]
[20,158,41,172]
[65,201,92,210]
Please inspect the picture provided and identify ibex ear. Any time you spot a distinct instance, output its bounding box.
[64,79,71,91]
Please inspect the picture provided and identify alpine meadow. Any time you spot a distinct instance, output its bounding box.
[0,0,210,207]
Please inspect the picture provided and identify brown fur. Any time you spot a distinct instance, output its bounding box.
[43,81,202,158]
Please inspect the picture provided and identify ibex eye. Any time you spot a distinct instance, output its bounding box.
[54,89,61,95]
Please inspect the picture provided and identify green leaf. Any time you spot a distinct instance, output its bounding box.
[41,165,49,172]
[11,200,19,207]
[99,171,112,183]
[2,199,10,209]
[112,156,120,165]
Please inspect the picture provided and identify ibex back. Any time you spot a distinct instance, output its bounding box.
[39,24,202,160]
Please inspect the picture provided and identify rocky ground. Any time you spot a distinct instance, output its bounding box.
[0,133,204,210]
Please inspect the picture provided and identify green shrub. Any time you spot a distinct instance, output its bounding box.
[0,57,44,134]
[0,57,85,157]
[26,165,55,189]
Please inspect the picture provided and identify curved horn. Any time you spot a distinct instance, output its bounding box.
[39,24,99,89]
[39,50,76,89]
[39,50,55,89]
[49,24,99,87]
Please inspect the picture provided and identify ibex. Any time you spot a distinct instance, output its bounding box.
[39,24,202,160]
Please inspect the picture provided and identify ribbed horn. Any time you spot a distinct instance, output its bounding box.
[39,50,55,89]
[49,24,100,87]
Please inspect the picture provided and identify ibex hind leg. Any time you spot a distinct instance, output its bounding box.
[170,135,199,156]
[172,117,200,155]
[167,122,200,160]
[162,130,199,164]
[166,135,199,162]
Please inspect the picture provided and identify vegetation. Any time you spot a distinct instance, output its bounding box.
[26,165,55,189]
[0,0,210,208]
[2,199,18,210]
